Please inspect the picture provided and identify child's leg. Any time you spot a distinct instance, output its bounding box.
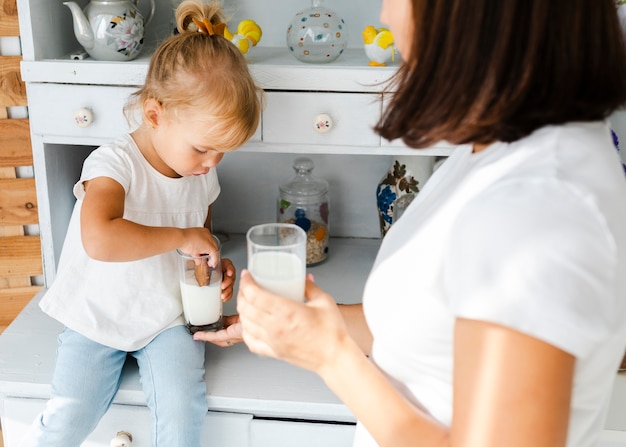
[20,328,127,447]
[134,325,207,447]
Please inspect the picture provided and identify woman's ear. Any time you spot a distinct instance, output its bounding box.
[143,98,163,129]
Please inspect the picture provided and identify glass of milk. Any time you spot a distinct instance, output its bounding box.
[246,223,307,302]
[177,236,223,334]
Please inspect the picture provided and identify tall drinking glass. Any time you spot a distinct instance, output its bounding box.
[246,223,307,302]
[177,236,223,334]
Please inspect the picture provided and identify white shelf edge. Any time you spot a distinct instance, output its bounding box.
[21,47,399,92]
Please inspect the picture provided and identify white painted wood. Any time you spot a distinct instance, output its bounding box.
[20,48,398,91]
[2,397,254,447]
[27,84,137,139]
[249,419,355,447]
[0,236,376,413]
[263,92,381,147]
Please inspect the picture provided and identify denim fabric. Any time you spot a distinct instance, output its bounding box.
[20,326,207,447]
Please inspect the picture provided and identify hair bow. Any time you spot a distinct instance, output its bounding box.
[193,18,226,36]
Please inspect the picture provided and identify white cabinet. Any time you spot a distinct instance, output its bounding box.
[5,0,625,446]
[3,397,254,447]
[16,0,453,285]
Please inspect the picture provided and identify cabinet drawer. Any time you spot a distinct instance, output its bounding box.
[250,418,355,447]
[263,92,381,147]
[2,397,252,447]
[27,84,137,140]
[27,83,262,144]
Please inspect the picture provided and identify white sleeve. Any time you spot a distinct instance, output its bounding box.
[73,144,132,200]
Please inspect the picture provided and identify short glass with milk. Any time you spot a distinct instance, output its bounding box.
[246,223,307,302]
[177,236,223,333]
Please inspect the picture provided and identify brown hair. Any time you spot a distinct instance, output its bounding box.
[376,0,626,148]
[125,0,262,151]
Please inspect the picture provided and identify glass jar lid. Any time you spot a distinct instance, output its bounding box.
[279,157,329,199]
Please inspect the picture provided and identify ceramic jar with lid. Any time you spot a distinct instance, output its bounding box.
[278,157,330,265]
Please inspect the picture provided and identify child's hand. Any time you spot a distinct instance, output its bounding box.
[180,228,220,267]
[220,258,236,302]
[194,315,242,347]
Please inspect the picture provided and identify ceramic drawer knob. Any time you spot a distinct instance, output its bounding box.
[110,430,133,447]
[313,113,333,134]
[73,108,94,128]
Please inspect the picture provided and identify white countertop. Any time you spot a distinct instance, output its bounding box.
[2,234,625,435]
[0,235,380,423]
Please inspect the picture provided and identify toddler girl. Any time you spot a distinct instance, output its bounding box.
[21,1,262,445]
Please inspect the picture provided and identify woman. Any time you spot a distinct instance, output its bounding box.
[196,1,626,446]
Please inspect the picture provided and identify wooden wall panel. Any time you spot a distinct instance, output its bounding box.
[0,236,42,278]
[0,119,32,166]
[0,56,26,107]
[0,178,38,225]
[0,286,41,327]
[0,0,19,37]
[0,1,41,333]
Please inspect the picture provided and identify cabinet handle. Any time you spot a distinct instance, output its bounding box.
[313,113,333,134]
[110,430,133,447]
[73,108,94,128]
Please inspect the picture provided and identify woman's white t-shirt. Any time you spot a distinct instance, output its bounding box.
[355,122,626,447]
[39,134,220,351]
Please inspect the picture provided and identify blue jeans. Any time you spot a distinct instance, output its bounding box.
[21,326,207,447]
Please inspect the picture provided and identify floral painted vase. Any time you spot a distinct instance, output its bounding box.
[376,156,434,237]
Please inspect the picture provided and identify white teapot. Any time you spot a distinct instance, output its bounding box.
[64,0,155,61]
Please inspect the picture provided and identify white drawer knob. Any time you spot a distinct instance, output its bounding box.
[73,108,94,128]
[313,113,333,133]
[110,431,133,447]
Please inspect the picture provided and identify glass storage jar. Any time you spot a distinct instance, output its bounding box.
[278,157,330,265]
[286,0,348,63]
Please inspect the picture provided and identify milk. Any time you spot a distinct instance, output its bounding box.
[180,271,222,325]
[249,251,305,302]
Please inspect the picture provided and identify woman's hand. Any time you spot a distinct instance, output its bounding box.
[193,314,242,347]
[236,270,350,374]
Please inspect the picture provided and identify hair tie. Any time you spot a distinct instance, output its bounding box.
[193,18,226,36]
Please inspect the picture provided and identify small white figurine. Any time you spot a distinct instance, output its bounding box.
[362,25,396,66]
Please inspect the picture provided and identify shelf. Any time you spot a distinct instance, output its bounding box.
[0,235,379,422]
[238,141,454,156]
[20,47,399,92]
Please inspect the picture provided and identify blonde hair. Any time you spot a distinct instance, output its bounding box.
[125,0,263,151]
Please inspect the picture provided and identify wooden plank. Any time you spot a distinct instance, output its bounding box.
[0,166,15,179]
[0,162,34,288]
[0,235,42,277]
[0,56,27,106]
[0,0,19,37]
[0,178,38,225]
[0,285,40,326]
[0,119,32,167]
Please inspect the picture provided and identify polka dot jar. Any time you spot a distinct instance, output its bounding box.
[286,0,348,63]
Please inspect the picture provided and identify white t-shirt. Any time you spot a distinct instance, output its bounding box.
[356,121,626,447]
[40,134,220,351]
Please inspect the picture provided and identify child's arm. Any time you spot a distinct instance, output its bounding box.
[80,176,219,262]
